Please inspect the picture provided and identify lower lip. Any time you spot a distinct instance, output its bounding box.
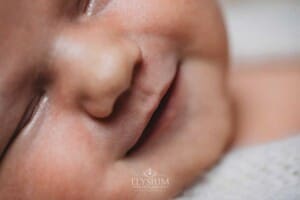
[127,71,178,155]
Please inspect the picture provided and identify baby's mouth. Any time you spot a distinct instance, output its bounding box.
[127,69,179,155]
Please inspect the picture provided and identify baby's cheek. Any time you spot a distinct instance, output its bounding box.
[107,0,200,40]
[0,138,96,199]
[0,117,113,199]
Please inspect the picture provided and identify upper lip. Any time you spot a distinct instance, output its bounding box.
[127,69,178,155]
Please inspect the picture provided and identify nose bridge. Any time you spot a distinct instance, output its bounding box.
[50,22,141,118]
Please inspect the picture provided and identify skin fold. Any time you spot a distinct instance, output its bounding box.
[0,0,232,199]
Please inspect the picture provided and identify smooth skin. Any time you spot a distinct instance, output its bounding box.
[0,0,231,199]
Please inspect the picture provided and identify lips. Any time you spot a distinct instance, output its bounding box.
[127,69,178,155]
[100,60,179,157]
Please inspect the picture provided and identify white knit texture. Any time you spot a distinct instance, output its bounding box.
[177,135,300,200]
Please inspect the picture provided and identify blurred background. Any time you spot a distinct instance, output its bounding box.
[219,0,300,67]
[218,0,300,146]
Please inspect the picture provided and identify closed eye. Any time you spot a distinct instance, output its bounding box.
[85,0,97,16]
[0,92,44,162]
[80,0,111,16]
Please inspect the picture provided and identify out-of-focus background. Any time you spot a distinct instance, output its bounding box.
[218,0,300,146]
[219,0,300,67]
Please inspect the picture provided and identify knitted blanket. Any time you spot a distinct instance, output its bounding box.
[177,135,300,200]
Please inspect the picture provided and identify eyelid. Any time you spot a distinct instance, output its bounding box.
[81,0,110,16]
[85,0,97,16]
[0,92,44,162]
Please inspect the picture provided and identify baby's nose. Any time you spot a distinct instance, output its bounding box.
[49,23,141,118]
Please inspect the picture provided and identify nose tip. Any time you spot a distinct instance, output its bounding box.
[82,40,141,118]
[50,25,141,118]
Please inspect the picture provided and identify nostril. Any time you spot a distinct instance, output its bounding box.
[51,25,142,119]
[83,98,114,118]
[79,41,141,119]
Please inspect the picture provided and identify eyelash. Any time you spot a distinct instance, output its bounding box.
[85,0,97,16]
[80,0,109,16]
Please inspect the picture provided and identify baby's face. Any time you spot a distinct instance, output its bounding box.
[0,0,231,199]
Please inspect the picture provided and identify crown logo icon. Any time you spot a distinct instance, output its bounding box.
[143,168,157,177]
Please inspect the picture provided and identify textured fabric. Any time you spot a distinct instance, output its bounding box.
[177,135,300,200]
